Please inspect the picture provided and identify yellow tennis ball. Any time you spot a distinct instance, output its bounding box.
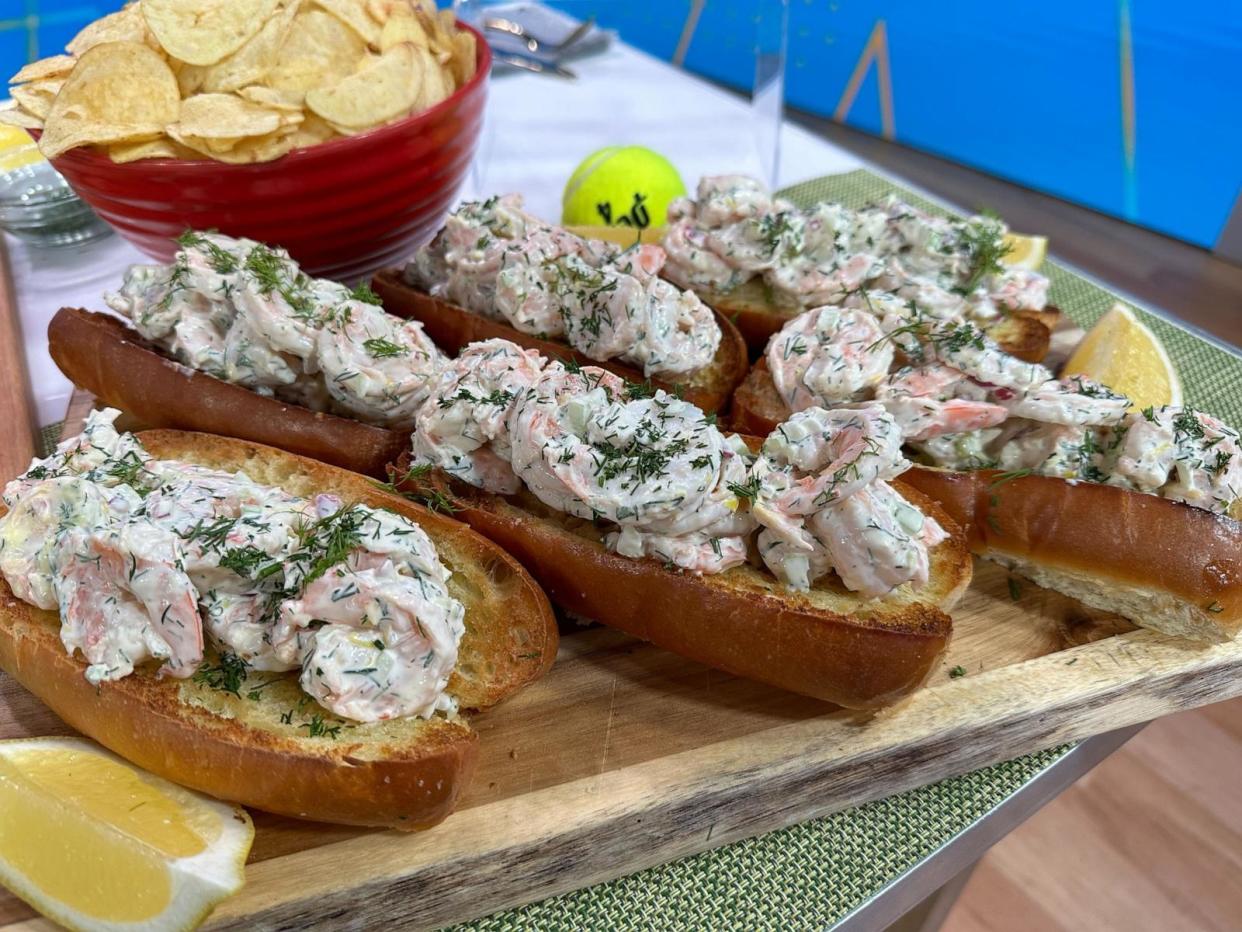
[562,146,686,230]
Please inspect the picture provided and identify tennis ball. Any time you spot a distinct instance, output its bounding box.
[562,146,686,230]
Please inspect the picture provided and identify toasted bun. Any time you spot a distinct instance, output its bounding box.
[700,279,1056,361]
[0,432,557,829]
[900,465,1242,643]
[48,308,409,479]
[372,270,749,413]
[398,462,971,709]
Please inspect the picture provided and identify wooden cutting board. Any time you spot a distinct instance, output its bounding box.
[2,395,1241,930]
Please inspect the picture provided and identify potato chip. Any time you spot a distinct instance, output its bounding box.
[172,93,284,140]
[312,0,382,48]
[264,7,366,97]
[412,45,451,110]
[66,6,155,57]
[379,6,427,53]
[450,30,476,86]
[142,0,280,66]
[10,79,63,120]
[288,111,338,149]
[305,42,419,129]
[108,136,199,163]
[172,125,297,163]
[0,106,43,130]
[176,63,207,98]
[10,55,75,85]
[238,85,304,112]
[39,42,179,159]
[199,1,302,93]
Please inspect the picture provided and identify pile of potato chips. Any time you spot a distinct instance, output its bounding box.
[0,0,477,164]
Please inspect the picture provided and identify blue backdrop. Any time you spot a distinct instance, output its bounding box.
[551,1,1242,249]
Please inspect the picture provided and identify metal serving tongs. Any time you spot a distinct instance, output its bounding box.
[481,14,597,79]
[483,15,595,56]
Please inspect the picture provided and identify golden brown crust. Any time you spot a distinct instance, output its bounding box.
[397,461,970,709]
[727,357,786,437]
[0,431,558,828]
[372,269,749,413]
[48,308,409,479]
[900,465,1242,635]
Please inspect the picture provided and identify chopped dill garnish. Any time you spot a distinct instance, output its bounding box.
[350,282,382,305]
[218,545,282,580]
[300,714,342,739]
[362,337,408,359]
[193,652,249,697]
[726,475,762,503]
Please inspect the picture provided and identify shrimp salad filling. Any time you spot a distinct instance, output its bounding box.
[760,273,1240,516]
[0,410,466,724]
[406,194,723,378]
[662,175,1048,324]
[407,338,948,595]
[106,232,445,429]
[752,406,947,596]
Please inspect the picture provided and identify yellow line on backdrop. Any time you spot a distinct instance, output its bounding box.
[833,19,894,140]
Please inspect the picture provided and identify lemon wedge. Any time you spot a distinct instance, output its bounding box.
[0,737,252,932]
[1062,302,1182,409]
[564,224,666,246]
[1001,233,1048,270]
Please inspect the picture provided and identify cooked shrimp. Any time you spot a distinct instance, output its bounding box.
[751,406,942,596]
[810,479,946,597]
[766,306,894,412]
[989,269,1049,312]
[1000,375,1130,427]
[753,404,907,534]
[272,550,464,722]
[917,319,1052,390]
[508,362,754,566]
[546,253,720,377]
[660,218,744,293]
[4,408,154,504]
[494,232,573,338]
[0,478,140,610]
[317,301,444,428]
[53,522,203,684]
[411,339,546,494]
[875,364,1009,441]
[1113,406,1242,514]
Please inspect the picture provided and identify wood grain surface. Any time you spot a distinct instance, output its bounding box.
[0,239,36,482]
[0,548,1239,929]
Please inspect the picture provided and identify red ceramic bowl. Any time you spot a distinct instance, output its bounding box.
[47,24,490,282]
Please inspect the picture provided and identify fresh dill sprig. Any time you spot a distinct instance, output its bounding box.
[956,215,1013,294]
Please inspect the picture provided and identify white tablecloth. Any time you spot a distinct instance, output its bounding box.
[10,34,862,429]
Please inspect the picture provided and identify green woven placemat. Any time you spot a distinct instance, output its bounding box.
[453,169,1242,931]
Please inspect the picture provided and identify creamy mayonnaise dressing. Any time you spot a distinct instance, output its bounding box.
[0,410,465,723]
[106,233,445,429]
[407,195,722,378]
